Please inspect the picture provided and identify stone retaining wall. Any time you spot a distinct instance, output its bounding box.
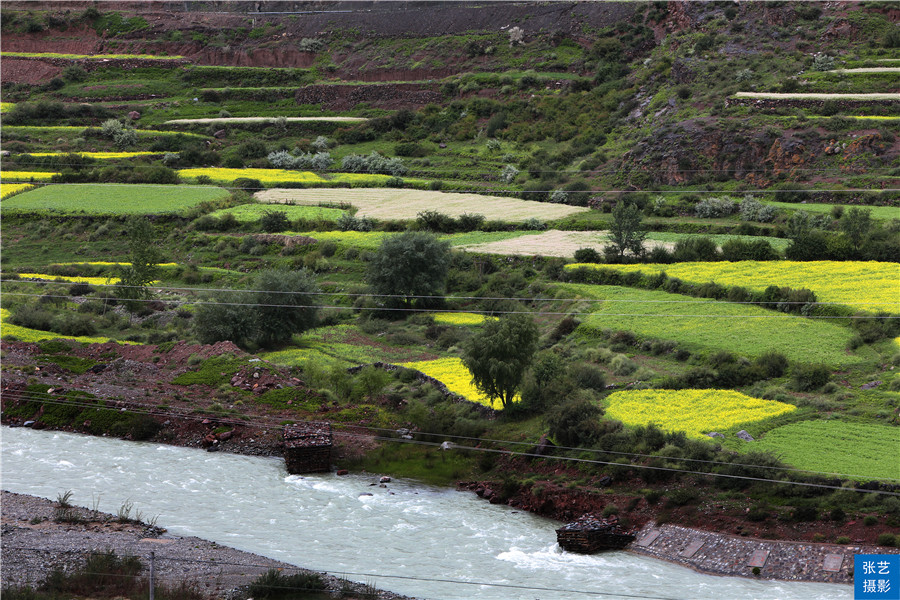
[631,521,899,584]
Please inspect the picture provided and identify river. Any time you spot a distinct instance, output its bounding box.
[1,427,849,599]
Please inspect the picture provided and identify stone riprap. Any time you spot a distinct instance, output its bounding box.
[631,522,899,584]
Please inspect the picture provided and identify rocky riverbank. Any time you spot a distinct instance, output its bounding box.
[0,491,414,600]
[631,521,898,585]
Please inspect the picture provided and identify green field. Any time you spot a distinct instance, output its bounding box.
[762,201,900,221]
[2,184,231,215]
[210,204,346,222]
[753,421,900,481]
[567,261,900,314]
[560,283,865,365]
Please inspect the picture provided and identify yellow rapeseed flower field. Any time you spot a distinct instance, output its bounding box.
[24,152,161,159]
[178,168,327,186]
[566,261,900,313]
[604,389,796,438]
[402,357,515,410]
[0,102,15,113]
[1,171,58,181]
[18,273,121,286]
[1,184,36,199]
[432,312,494,326]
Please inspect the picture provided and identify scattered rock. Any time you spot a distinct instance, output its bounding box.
[707,432,725,439]
[860,381,882,390]
[736,430,755,442]
[380,476,391,483]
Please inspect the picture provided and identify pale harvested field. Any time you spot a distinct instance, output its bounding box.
[163,117,369,124]
[733,92,900,100]
[457,230,674,257]
[255,188,589,221]
[826,67,900,73]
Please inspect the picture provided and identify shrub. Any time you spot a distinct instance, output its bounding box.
[259,210,290,233]
[791,364,830,392]
[573,247,602,263]
[877,533,897,547]
[232,177,264,191]
[247,569,326,598]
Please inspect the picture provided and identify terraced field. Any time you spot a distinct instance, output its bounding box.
[1,184,231,215]
[603,389,797,439]
[565,261,900,314]
[210,204,346,222]
[753,421,900,481]
[257,188,589,221]
[456,230,790,257]
[164,117,369,124]
[560,283,866,365]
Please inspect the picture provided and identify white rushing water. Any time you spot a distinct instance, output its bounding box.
[1,427,849,600]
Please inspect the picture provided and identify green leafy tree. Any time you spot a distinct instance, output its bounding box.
[192,269,319,349]
[115,216,162,311]
[604,200,646,261]
[253,269,320,347]
[462,314,539,409]
[193,291,258,347]
[367,231,451,308]
[840,206,872,251]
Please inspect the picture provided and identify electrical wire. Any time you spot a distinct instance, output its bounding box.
[5,291,892,319]
[4,390,899,489]
[3,180,898,194]
[1,277,886,306]
[2,546,688,599]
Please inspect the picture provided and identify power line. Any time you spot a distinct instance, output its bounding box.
[2,546,688,600]
[3,181,898,195]
[4,291,892,319]
[3,277,887,307]
[5,390,899,488]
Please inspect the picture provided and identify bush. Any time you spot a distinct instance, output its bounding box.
[791,364,830,392]
[573,247,602,263]
[246,569,326,599]
[232,177,264,191]
[877,533,897,547]
[546,397,604,447]
[259,210,290,233]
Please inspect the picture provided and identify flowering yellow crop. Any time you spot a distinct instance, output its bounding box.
[432,312,494,326]
[329,173,396,185]
[0,309,138,345]
[1,171,58,181]
[24,152,160,159]
[402,357,516,410]
[0,102,14,113]
[566,261,900,313]
[604,389,796,438]
[178,168,327,186]
[305,231,391,249]
[1,184,35,199]
[18,273,121,286]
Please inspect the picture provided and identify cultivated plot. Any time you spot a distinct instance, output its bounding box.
[560,283,865,365]
[456,230,789,257]
[164,117,369,124]
[602,389,796,439]
[1,184,231,215]
[257,188,589,221]
[753,421,900,481]
[566,261,900,314]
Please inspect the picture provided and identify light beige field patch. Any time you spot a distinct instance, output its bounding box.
[456,229,673,257]
[163,117,369,124]
[733,92,900,100]
[255,188,589,222]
